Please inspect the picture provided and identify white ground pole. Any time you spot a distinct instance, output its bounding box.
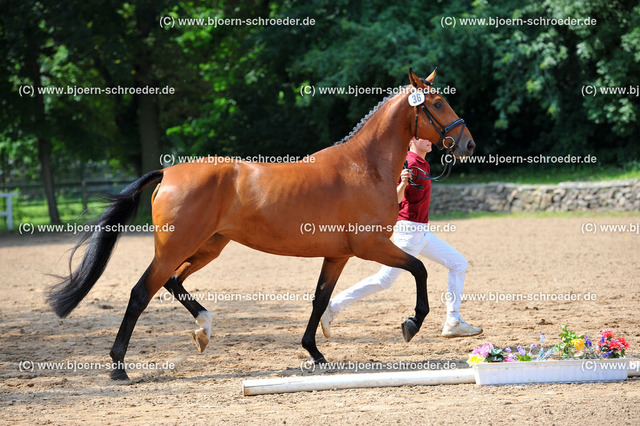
[243,368,474,396]
[243,366,640,396]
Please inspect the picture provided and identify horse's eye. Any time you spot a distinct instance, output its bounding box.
[434,101,443,109]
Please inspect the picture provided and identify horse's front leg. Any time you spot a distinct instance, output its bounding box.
[354,235,428,342]
[301,257,349,364]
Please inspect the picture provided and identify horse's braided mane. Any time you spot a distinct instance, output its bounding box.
[333,93,396,145]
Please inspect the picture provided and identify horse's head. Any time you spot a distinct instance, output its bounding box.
[408,68,475,157]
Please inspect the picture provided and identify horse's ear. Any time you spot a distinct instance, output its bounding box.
[425,68,438,85]
[408,68,422,88]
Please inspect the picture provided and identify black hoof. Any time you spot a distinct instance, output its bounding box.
[314,356,327,365]
[110,368,130,381]
[401,318,419,342]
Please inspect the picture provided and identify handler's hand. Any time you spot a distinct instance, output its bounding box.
[399,169,412,186]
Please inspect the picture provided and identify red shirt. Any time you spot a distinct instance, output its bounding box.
[398,151,431,223]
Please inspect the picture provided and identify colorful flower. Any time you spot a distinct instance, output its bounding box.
[602,329,615,340]
[617,337,630,350]
[472,343,494,357]
[584,337,592,348]
[467,354,486,366]
[571,338,585,351]
[504,347,512,353]
[517,345,526,356]
[609,340,623,350]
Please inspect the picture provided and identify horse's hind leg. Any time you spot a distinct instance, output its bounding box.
[164,233,230,352]
[109,259,180,380]
[163,278,212,351]
[302,257,349,364]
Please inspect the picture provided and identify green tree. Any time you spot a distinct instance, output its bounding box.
[1,0,63,224]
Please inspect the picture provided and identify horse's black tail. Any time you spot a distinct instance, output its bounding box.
[47,170,164,318]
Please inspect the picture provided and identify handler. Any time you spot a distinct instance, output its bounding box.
[321,137,482,338]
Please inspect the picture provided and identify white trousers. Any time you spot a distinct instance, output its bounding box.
[330,220,468,324]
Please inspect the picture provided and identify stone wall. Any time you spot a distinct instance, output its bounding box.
[430,179,640,214]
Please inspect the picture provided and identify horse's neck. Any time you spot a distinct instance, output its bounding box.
[344,96,413,182]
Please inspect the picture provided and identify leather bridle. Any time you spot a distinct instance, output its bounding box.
[407,83,467,188]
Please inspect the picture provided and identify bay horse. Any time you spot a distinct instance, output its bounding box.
[48,68,475,380]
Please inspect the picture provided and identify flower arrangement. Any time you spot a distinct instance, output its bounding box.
[597,329,630,359]
[553,324,591,359]
[467,333,553,365]
[552,325,630,359]
[467,326,630,366]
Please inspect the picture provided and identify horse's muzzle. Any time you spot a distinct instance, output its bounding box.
[465,139,476,156]
[451,139,475,157]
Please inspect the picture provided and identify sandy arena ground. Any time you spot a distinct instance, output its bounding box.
[1,216,639,424]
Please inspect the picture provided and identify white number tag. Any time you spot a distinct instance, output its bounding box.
[408,91,425,106]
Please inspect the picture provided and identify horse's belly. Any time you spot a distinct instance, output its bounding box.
[223,230,353,258]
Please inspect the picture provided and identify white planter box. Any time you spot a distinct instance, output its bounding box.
[473,359,629,386]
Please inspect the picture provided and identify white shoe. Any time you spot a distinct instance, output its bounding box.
[442,319,482,338]
[320,306,335,338]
